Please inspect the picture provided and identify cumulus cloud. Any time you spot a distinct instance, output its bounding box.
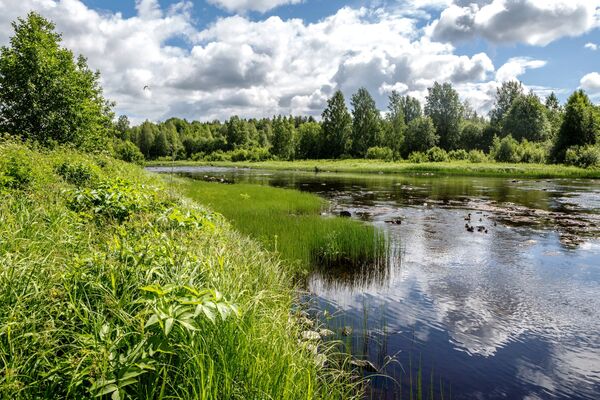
[585,42,598,51]
[495,57,547,82]
[429,0,600,46]
[207,0,301,13]
[580,72,600,93]
[0,0,556,122]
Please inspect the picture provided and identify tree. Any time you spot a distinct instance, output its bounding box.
[545,92,563,138]
[403,116,439,156]
[383,91,406,154]
[350,88,382,157]
[321,90,351,158]
[296,122,322,159]
[271,116,295,160]
[502,93,550,142]
[137,121,156,159]
[399,95,422,124]
[552,90,599,162]
[0,12,113,149]
[115,115,130,140]
[425,82,463,150]
[489,81,524,127]
[225,116,250,149]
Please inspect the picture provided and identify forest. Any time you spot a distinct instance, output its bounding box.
[122,83,600,168]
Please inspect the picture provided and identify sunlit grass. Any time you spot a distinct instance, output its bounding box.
[181,181,388,276]
[0,140,359,399]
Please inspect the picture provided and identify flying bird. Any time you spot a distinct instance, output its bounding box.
[143,85,150,91]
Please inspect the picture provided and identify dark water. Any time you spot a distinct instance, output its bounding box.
[150,166,600,400]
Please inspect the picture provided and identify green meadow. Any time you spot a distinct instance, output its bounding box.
[181,180,388,276]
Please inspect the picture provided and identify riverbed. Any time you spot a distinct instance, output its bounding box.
[149,166,600,400]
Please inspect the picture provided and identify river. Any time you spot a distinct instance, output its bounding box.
[149,166,600,400]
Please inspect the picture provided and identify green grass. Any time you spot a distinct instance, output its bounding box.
[149,159,600,179]
[180,180,388,276]
[0,140,359,399]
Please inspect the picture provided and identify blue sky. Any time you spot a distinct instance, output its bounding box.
[0,0,598,122]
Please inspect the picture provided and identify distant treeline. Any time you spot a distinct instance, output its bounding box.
[122,82,600,167]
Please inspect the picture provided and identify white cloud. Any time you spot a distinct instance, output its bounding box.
[207,0,302,13]
[585,42,598,51]
[430,0,600,46]
[0,0,559,122]
[580,72,600,93]
[495,57,547,82]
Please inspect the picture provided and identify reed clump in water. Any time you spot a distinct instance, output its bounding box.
[181,181,389,275]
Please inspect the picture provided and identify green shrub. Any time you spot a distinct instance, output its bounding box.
[113,140,144,165]
[67,179,159,222]
[426,146,449,162]
[565,145,600,168]
[468,149,487,163]
[491,135,523,163]
[0,146,33,189]
[204,150,231,162]
[191,151,205,161]
[55,160,99,187]
[520,140,548,164]
[448,149,469,161]
[408,151,428,163]
[365,146,393,161]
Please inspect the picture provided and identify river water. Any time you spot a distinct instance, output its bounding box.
[149,166,600,400]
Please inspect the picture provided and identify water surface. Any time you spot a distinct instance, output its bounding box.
[150,166,600,400]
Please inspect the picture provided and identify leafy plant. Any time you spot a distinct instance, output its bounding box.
[55,160,99,187]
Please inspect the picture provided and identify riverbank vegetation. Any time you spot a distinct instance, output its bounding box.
[0,140,359,399]
[181,181,388,274]
[125,82,599,170]
[0,13,364,399]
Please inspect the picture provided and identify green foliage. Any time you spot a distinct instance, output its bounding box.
[425,82,463,150]
[366,146,393,161]
[459,120,487,150]
[0,12,113,149]
[467,150,488,163]
[426,146,449,162]
[448,149,469,161]
[271,116,296,160]
[565,145,600,168]
[321,90,352,158]
[490,81,524,126]
[67,178,160,222]
[351,88,382,157]
[502,93,550,142]
[408,151,429,163]
[54,160,100,187]
[519,140,548,164]
[403,116,439,156]
[0,143,357,400]
[383,91,406,153]
[229,147,271,162]
[552,90,599,162]
[296,121,322,159]
[113,139,145,165]
[491,135,523,163]
[0,144,33,190]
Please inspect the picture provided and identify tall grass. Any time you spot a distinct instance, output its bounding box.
[0,141,358,399]
[150,159,600,179]
[180,181,388,275]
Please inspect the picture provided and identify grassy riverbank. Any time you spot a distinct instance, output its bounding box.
[0,141,358,399]
[181,181,387,275]
[148,159,600,179]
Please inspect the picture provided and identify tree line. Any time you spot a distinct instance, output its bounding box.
[123,82,599,167]
[0,13,599,168]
